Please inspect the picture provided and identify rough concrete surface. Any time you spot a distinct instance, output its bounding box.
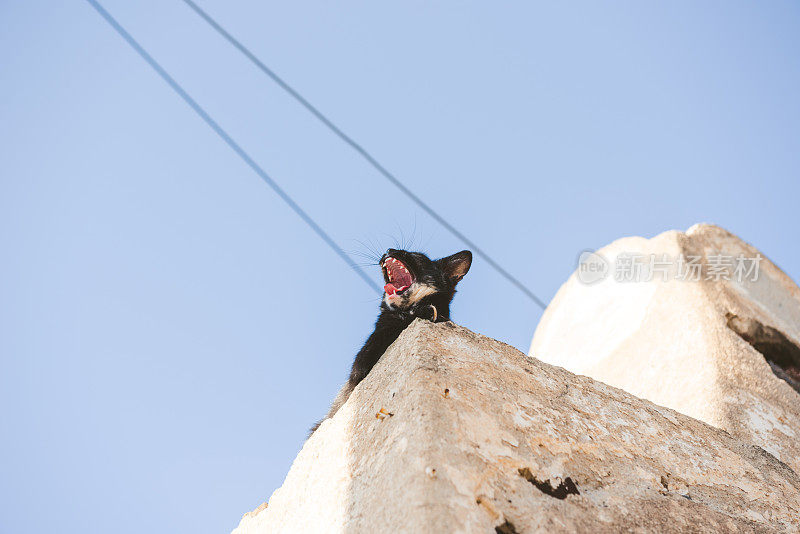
[234,320,800,534]
[531,224,800,474]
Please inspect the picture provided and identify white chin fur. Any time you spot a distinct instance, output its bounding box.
[383,282,438,309]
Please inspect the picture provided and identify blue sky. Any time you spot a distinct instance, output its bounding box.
[1,1,798,532]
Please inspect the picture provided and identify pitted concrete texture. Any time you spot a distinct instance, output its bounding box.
[234,320,800,534]
[532,224,800,474]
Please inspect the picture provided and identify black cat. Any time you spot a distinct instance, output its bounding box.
[311,248,472,434]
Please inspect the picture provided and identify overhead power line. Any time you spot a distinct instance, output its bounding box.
[85,0,380,294]
[180,0,548,310]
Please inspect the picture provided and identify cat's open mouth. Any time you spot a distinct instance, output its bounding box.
[382,257,414,296]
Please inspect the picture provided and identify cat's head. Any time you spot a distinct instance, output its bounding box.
[379,248,472,315]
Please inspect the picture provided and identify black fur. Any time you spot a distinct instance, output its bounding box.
[310,248,472,434]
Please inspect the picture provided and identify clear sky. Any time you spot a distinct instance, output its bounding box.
[1,1,798,532]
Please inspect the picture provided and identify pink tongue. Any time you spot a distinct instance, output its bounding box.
[384,283,410,296]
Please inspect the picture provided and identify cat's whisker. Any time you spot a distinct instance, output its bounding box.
[351,238,384,264]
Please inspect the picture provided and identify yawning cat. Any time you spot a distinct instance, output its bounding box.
[311,248,472,434]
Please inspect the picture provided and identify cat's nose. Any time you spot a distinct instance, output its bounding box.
[386,248,400,256]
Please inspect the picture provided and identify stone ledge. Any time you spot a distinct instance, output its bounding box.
[234,319,800,533]
[531,224,800,474]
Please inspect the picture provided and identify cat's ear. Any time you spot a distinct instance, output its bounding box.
[437,250,472,285]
